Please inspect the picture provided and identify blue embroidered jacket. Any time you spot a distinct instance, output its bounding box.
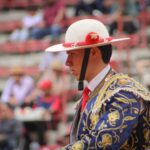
[61,72,150,150]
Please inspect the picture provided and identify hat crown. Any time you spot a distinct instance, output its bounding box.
[65,19,109,43]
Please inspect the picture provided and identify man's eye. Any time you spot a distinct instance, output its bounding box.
[70,53,75,56]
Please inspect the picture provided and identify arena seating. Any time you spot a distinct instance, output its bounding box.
[0,0,78,10]
[0,66,40,78]
[0,40,50,53]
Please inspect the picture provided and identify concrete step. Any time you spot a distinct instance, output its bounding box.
[0,52,43,67]
[0,79,7,93]
[0,34,9,43]
[0,10,26,21]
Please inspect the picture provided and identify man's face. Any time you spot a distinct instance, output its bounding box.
[13,74,23,84]
[65,49,85,80]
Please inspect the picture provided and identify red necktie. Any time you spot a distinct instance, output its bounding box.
[81,87,90,112]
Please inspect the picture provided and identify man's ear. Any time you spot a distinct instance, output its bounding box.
[91,47,101,57]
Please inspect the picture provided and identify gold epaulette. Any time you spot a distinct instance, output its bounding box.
[92,73,150,114]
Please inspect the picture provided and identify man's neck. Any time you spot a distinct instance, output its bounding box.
[87,63,108,82]
[87,64,111,92]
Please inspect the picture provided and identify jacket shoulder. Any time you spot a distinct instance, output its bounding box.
[92,73,150,114]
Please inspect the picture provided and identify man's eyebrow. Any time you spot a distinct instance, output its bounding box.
[67,51,74,54]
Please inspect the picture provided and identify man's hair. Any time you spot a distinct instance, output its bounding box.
[98,44,112,64]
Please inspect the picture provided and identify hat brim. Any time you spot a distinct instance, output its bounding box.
[45,37,130,52]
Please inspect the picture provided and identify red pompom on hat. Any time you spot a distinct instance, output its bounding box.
[85,32,100,44]
[38,80,52,90]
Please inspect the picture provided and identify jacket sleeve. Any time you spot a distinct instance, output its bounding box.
[59,91,142,150]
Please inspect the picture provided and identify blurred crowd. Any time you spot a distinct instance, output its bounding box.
[0,62,77,149]
[0,0,150,150]
[0,0,149,42]
[5,0,150,42]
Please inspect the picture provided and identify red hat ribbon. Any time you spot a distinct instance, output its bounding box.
[63,32,112,48]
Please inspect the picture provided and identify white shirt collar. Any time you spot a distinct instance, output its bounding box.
[87,65,111,92]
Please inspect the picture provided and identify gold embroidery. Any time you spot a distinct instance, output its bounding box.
[120,140,131,150]
[90,113,99,128]
[121,133,137,150]
[118,78,128,86]
[123,116,136,121]
[92,73,150,114]
[143,129,150,142]
[133,109,139,114]
[77,70,112,136]
[71,141,84,150]
[74,72,150,150]
[98,134,112,148]
[111,102,123,109]
[115,95,136,104]
[108,111,120,126]
[98,121,107,130]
